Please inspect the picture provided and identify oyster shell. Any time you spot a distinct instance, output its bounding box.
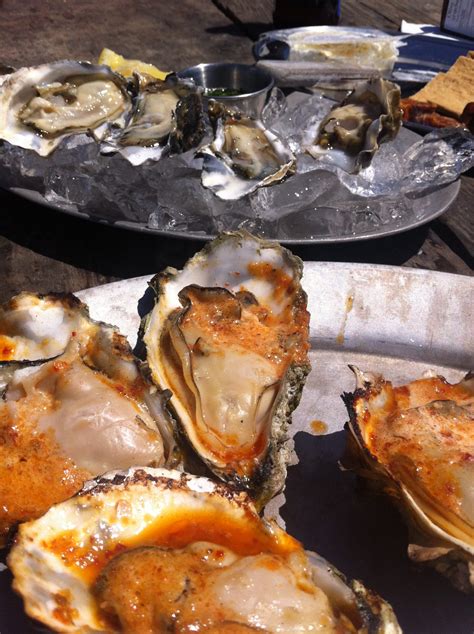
[142,231,310,507]
[9,467,401,633]
[344,367,474,592]
[0,292,100,363]
[304,78,401,173]
[101,73,204,165]
[0,292,177,545]
[0,61,131,156]
[198,100,296,200]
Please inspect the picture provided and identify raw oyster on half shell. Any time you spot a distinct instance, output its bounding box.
[0,292,177,545]
[142,231,310,506]
[0,61,131,156]
[344,368,474,592]
[198,100,296,200]
[304,78,401,173]
[101,73,204,165]
[9,467,401,633]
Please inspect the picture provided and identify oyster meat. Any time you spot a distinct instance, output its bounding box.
[0,292,176,545]
[9,467,401,633]
[304,78,401,173]
[344,368,474,592]
[198,100,296,200]
[101,73,204,165]
[143,231,310,506]
[0,61,131,156]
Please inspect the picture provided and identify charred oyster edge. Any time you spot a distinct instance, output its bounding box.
[9,467,402,634]
[342,370,474,594]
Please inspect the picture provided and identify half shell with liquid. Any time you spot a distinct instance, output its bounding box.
[304,78,401,173]
[198,100,296,200]
[9,467,402,633]
[101,73,205,165]
[0,61,131,156]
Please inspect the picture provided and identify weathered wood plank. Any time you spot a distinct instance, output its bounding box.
[341,0,441,30]
[437,175,474,258]
[403,227,472,275]
[210,0,274,39]
[212,0,441,33]
[0,189,205,303]
[0,0,254,70]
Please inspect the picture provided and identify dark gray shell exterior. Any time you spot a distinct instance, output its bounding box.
[100,73,205,165]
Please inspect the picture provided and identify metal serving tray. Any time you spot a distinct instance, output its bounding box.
[0,262,472,633]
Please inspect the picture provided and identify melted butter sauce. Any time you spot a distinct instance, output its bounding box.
[336,295,354,345]
[165,274,309,473]
[0,335,15,360]
[310,420,328,435]
[46,506,301,584]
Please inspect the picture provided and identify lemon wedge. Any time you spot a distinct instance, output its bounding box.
[98,48,169,80]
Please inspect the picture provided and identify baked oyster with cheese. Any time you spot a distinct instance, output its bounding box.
[0,292,177,545]
[101,73,205,165]
[142,231,310,507]
[0,61,132,156]
[198,100,296,200]
[304,78,401,173]
[344,368,474,592]
[9,467,402,633]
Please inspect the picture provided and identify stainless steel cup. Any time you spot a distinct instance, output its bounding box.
[177,62,274,118]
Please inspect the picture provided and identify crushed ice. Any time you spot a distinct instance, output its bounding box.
[0,91,472,240]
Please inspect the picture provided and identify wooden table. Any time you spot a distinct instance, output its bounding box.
[0,0,472,303]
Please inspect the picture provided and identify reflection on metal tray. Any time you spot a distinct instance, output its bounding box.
[1,264,472,634]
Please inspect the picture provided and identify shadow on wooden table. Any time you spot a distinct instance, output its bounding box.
[206,21,273,41]
[0,189,430,280]
[283,431,474,634]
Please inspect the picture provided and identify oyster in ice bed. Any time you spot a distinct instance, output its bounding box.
[9,467,401,633]
[143,231,310,505]
[304,78,401,173]
[198,100,296,200]
[0,292,176,545]
[344,368,474,592]
[101,73,205,165]
[0,61,131,156]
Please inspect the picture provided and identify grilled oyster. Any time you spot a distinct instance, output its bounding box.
[142,231,310,507]
[9,467,401,633]
[0,61,131,156]
[304,78,401,173]
[101,73,204,165]
[198,100,296,200]
[0,292,101,363]
[344,368,474,592]
[0,292,177,545]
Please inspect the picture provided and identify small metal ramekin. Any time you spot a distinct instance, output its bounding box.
[177,62,274,118]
